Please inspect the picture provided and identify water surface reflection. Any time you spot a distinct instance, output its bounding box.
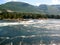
[0,19,60,45]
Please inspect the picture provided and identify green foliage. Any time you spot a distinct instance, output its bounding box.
[0,2,41,14]
[0,2,60,15]
[0,11,60,20]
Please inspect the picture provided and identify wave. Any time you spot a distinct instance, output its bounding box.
[0,22,20,27]
[0,19,60,28]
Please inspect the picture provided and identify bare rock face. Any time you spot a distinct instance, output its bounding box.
[0,11,2,13]
[6,10,13,12]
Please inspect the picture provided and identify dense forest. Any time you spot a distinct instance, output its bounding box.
[0,10,60,20]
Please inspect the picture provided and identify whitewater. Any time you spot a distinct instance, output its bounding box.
[0,19,60,30]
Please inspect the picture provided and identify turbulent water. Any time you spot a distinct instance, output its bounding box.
[0,19,60,45]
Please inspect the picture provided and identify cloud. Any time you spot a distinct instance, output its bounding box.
[52,0,60,4]
[5,0,18,2]
[34,0,41,6]
[35,0,60,6]
[34,2,41,6]
[1,0,60,5]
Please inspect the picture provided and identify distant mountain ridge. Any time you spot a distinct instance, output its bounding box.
[0,2,42,14]
[39,4,60,15]
[0,2,60,15]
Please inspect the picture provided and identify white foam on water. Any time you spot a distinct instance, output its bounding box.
[0,22,20,27]
[20,20,45,24]
[0,20,45,27]
[0,19,60,29]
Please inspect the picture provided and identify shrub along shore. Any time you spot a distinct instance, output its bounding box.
[0,11,60,21]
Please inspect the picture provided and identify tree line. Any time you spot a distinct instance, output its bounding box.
[0,11,60,20]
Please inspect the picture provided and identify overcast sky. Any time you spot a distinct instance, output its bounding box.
[0,0,60,6]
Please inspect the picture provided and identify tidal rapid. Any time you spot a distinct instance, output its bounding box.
[0,19,60,45]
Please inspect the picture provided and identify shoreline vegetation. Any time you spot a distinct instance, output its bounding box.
[0,10,60,21]
[3,18,47,21]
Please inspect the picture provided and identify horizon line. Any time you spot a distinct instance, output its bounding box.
[0,1,60,6]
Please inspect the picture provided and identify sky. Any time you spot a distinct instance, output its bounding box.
[0,0,60,6]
